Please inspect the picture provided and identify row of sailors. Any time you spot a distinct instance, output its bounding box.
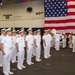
[0,28,75,75]
[0,28,42,75]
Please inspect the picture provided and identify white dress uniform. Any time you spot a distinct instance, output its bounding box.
[72,35,75,53]
[51,35,55,47]
[68,34,72,48]
[47,34,52,56]
[1,35,13,75]
[16,35,25,69]
[43,33,52,59]
[12,35,17,63]
[32,35,36,56]
[62,35,67,48]
[55,33,60,51]
[26,34,34,65]
[0,34,5,67]
[34,34,41,61]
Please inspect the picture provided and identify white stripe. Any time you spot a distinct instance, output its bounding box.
[58,29,75,33]
[68,9,75,12]
[45,23,75,27]
[68,1,75,6]
[45,16,75,20]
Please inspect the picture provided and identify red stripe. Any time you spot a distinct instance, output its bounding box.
[68,0,75,2]
[68,12,75,15]
[23,0,28,2]
[45,19,75,24]
[68,5,75,9]
[45,26,75,30]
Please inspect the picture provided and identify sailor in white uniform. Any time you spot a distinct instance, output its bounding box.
[55,31,61,51]
[12,30,17,63]
[16,28,26,70]
[32,31,37,56]
[51,29,56,47]
[62,33,67,48]
[0,28,6,67]
[34,29,42,62]
[68,33,73,48]
[43,30,52,59]
[25,28,34,65]
[1,28,14,75]
[48,29,52,57]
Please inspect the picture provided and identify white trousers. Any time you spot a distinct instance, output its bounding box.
[27,46,33,63]
[55,40,60,51]
[32,44,36,56]
[12,47,17,62]
[0,51,3,65]
[17,48,25,67]
[69,40,72,48]
[72,44,75,53]
[44,44,50,58]
[69,43,72,48]
[48,44,51,56]
[51,39,55,47]
[3,50,12,74]
[36,44,41,60]
[62,39,66,48]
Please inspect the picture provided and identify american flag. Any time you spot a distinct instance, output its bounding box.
[44,0,75,33]
[0,0,2,5]
[19,0,28,2]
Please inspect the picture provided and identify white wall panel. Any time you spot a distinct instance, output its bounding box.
[0,1,44,28]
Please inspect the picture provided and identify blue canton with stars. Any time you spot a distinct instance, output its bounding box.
[44,0,68,17]
[0,0,2,3]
